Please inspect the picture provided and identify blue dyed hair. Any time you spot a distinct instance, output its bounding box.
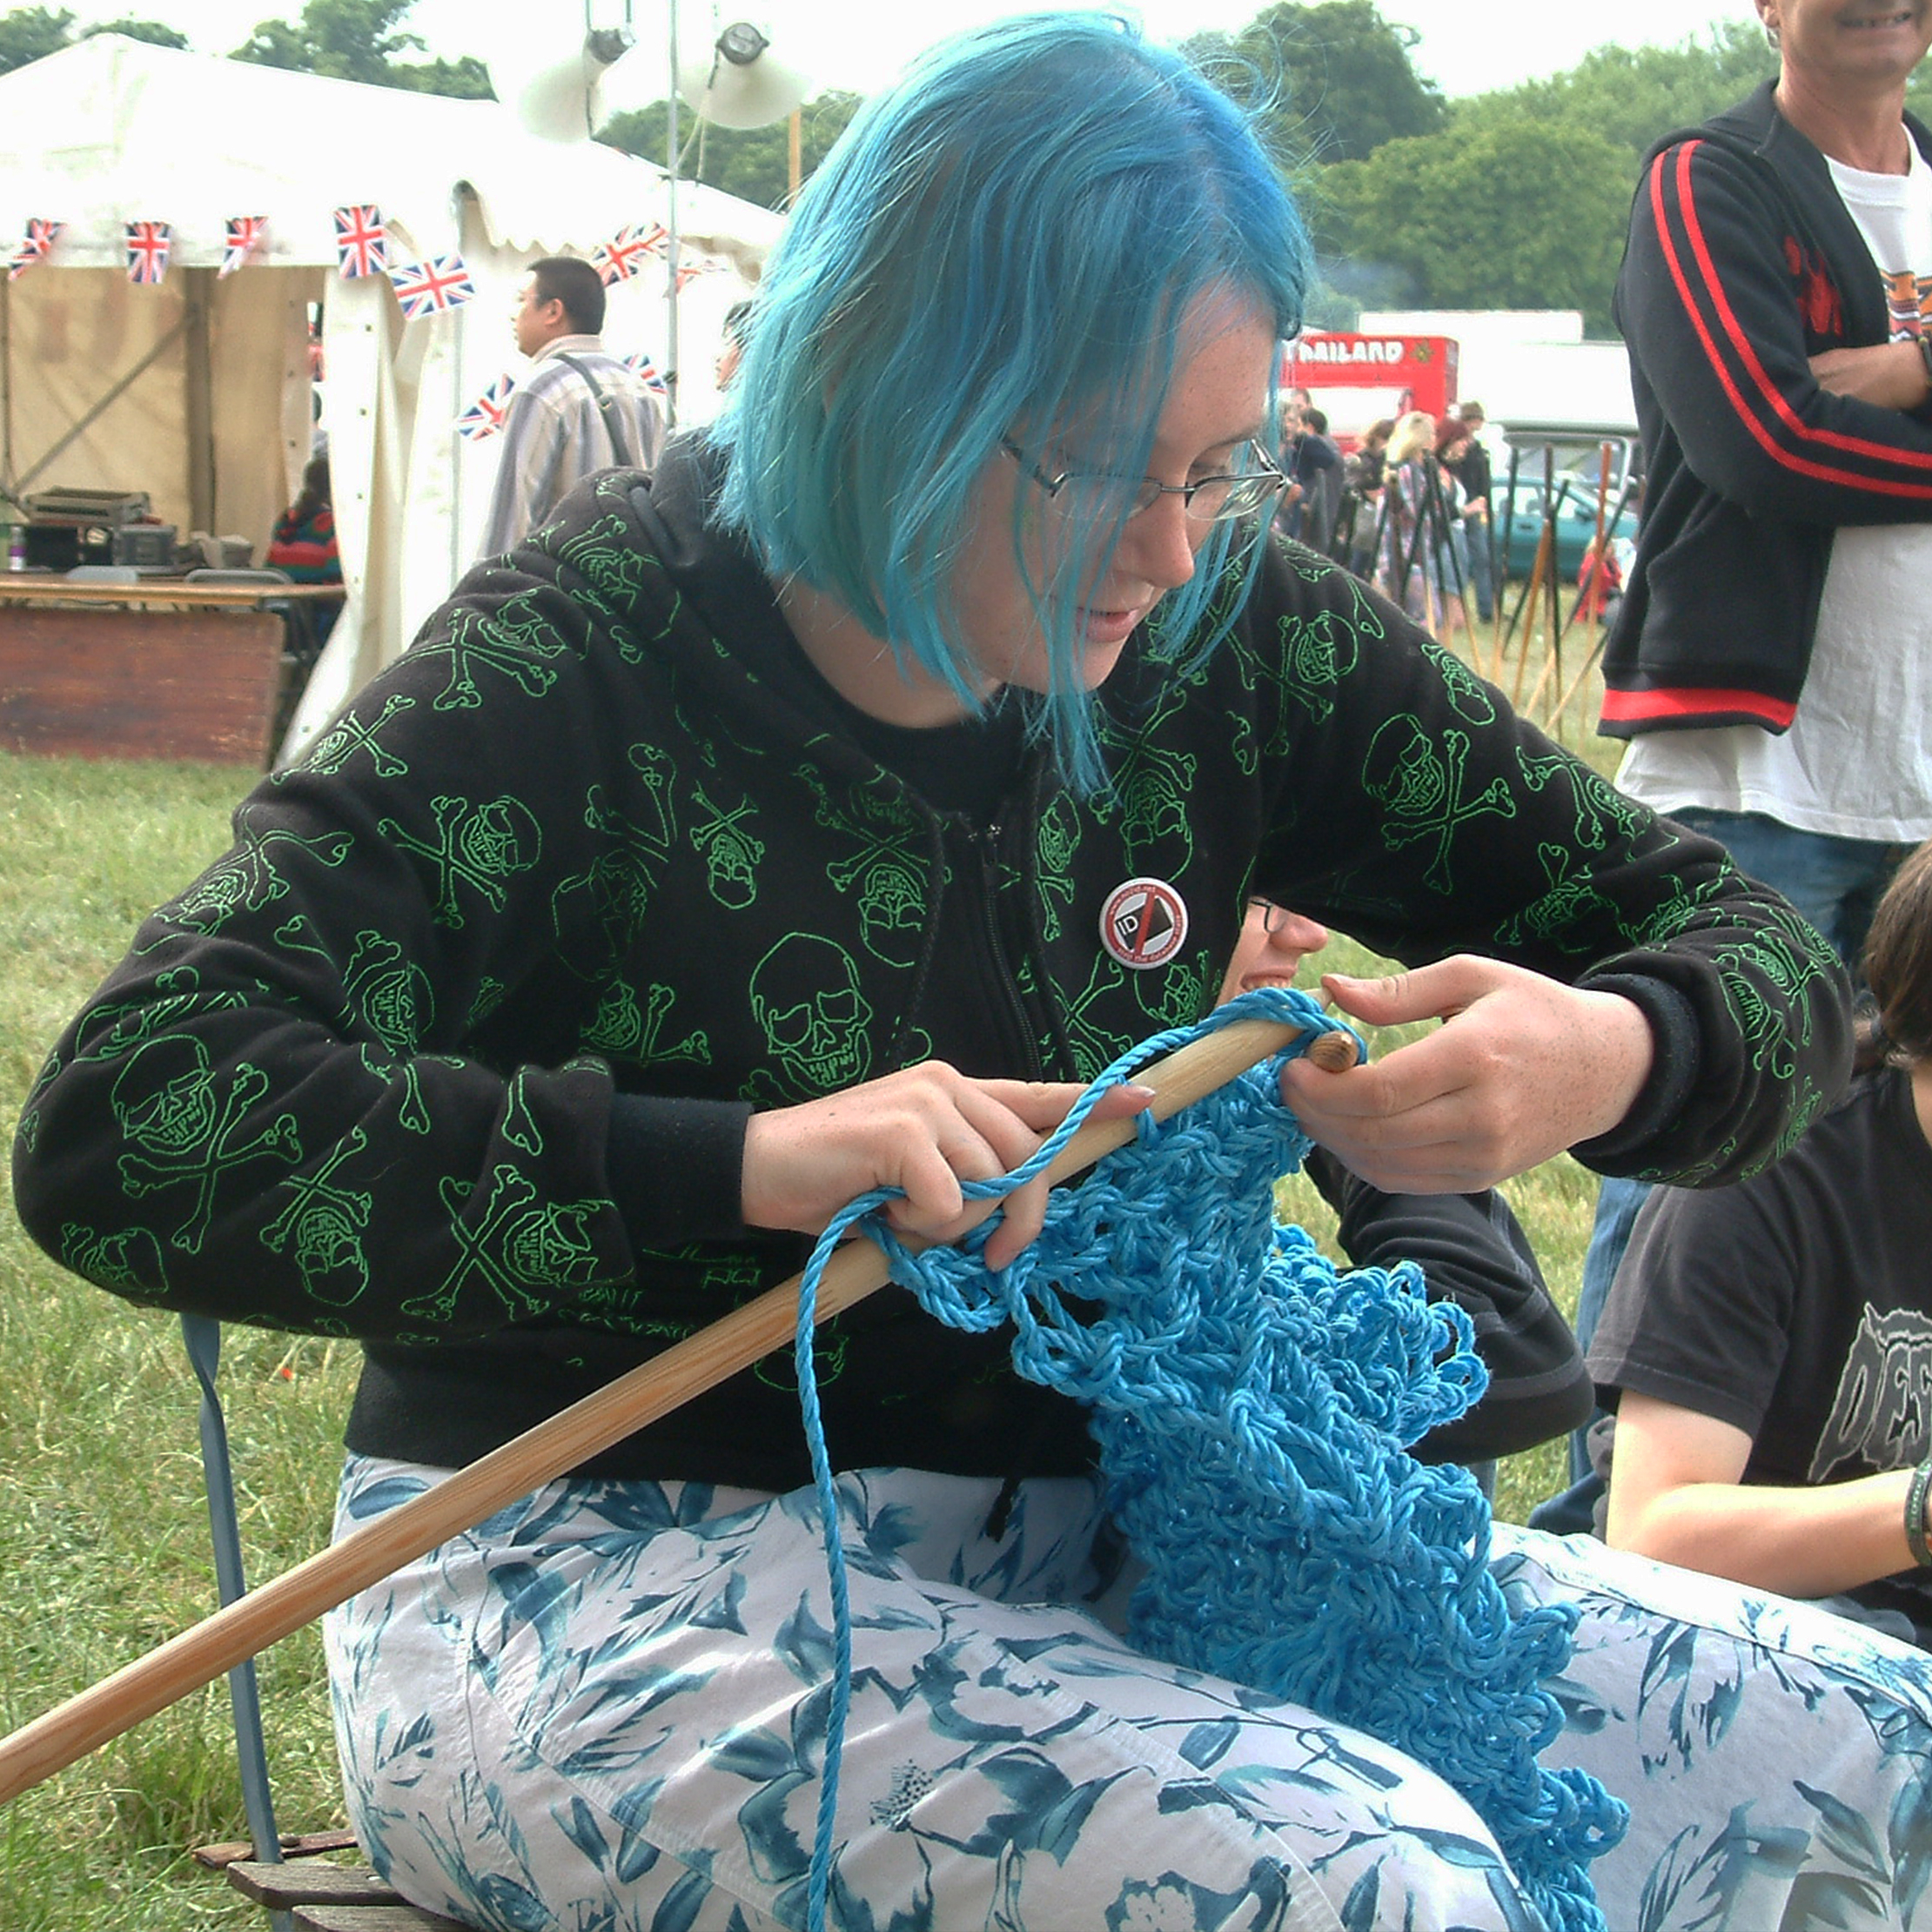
[713,12,1310,789]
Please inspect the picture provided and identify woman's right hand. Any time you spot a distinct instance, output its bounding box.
[741,1063,1152,1271]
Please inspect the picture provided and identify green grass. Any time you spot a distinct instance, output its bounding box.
[0,652,1620,1925]
[0,753,358,1932]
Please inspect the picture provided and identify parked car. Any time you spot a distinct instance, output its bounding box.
[1489,438,1641,581]
[1493,478,1640,581]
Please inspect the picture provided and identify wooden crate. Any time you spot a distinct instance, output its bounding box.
[0,602,283,766]
[206,1841,470,1930]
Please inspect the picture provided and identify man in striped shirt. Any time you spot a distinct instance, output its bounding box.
[476,256,667,560]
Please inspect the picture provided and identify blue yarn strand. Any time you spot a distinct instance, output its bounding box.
[793,1192,880,1932]
[790,985,1624,1932]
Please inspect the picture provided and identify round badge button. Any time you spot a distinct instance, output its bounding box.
[1098,876,1189,970]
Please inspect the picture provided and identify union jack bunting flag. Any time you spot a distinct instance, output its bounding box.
[673,262,708,292]
[6,218,62,280]
[220,215,269,278]
[124,220,172,285]
[593,221,669,285]
[387,253,476,320]
[456,372,517,439]
[621,352,669,394]
[333,204,386,279]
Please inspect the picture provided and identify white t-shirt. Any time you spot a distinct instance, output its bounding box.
[1618,138,1932,843]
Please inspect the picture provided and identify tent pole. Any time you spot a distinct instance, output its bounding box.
[184,270,217,537]
[0,272,16,499]
[665,0,681,427]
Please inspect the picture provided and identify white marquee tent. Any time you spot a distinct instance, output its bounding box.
[0,34,784,755]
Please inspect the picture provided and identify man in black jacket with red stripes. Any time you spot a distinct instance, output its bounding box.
[1603,0,1932,949]
[1541,0,1932,1537]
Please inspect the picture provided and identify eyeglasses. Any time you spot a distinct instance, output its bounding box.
[1247,898,1292,932]
[1000,436,1287,526]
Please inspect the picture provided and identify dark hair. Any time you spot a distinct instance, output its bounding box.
[1304,406,1327,435]
[1858,837,1932,1070]
[289,453,331,526]
[721,298,754,345]
[529,255,606,335]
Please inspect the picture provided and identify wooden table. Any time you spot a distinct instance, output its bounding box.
[0,576,340,767]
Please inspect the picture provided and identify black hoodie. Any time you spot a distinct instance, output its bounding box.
[1603,81,1932,737]
[14,436,1849,1489]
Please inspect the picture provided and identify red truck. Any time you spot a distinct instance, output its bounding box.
[1279,333,1459,448]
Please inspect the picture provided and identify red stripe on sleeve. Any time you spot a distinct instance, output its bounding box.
[1656,143,1932,496]
[1600,683,1799,729]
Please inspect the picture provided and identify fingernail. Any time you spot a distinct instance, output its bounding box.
[1122,1083,1157,1104]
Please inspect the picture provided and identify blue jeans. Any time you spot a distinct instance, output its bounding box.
[1675,808,1909,968]
[1465,512,1495,622]
[1529,808,1906,1537]
[1526,1172,1647,1534]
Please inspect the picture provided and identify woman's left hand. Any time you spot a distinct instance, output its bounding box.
[1276,956,1654,1191]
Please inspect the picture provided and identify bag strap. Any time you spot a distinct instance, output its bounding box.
[558,353,639,468]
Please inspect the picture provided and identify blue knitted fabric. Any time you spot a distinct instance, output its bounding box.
[796,986,1626,1932]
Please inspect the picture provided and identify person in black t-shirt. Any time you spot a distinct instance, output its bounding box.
[1592,835,1932,1647]
[1277,397,1343,554]
[1439,405,1494,624]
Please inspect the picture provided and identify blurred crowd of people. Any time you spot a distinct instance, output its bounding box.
[1277,393,1500,648]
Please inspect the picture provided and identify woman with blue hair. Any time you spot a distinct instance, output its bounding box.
[16,14,1931,1931]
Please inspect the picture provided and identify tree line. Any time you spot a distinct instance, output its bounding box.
[607,0,1922,337]
[8,0,1929,336]
[0,0,490,97]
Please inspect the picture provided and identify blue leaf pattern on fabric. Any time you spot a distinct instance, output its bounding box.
[648,1862,714,1932]
[1179,1719,1241,1770]
[775,1592,837,1686]
[325,1457,1932,1932]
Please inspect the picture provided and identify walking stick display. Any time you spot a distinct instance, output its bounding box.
[1508,460,1567,710]
[1544,476,1641,738]
[1507,502,1560,707]
[1364,475,1393,587]
[1587,440,1613,603]
[1392,468,1429,626]
[1529,441,1613,712]
[1419,460,1466,647]
[0,1012,1359,1808]
[1490,446,1521,682]
[1540,500,1566,728]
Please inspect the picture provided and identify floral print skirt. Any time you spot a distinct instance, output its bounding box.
[326,1455,1932,1932]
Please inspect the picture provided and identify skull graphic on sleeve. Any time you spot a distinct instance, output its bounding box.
[1362,717,1515,895]
[1278,609,1361,723]
[749,935,875,1097]
[111,1036,299,1252]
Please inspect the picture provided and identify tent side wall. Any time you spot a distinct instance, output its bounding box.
[0,265,318,560]
[0,38,781,768]
[286,206,761,760]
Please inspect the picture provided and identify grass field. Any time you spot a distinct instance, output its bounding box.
[0,606,1620,1929]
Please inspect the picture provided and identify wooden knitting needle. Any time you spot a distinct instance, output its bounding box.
[0,1013,1358,1807]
